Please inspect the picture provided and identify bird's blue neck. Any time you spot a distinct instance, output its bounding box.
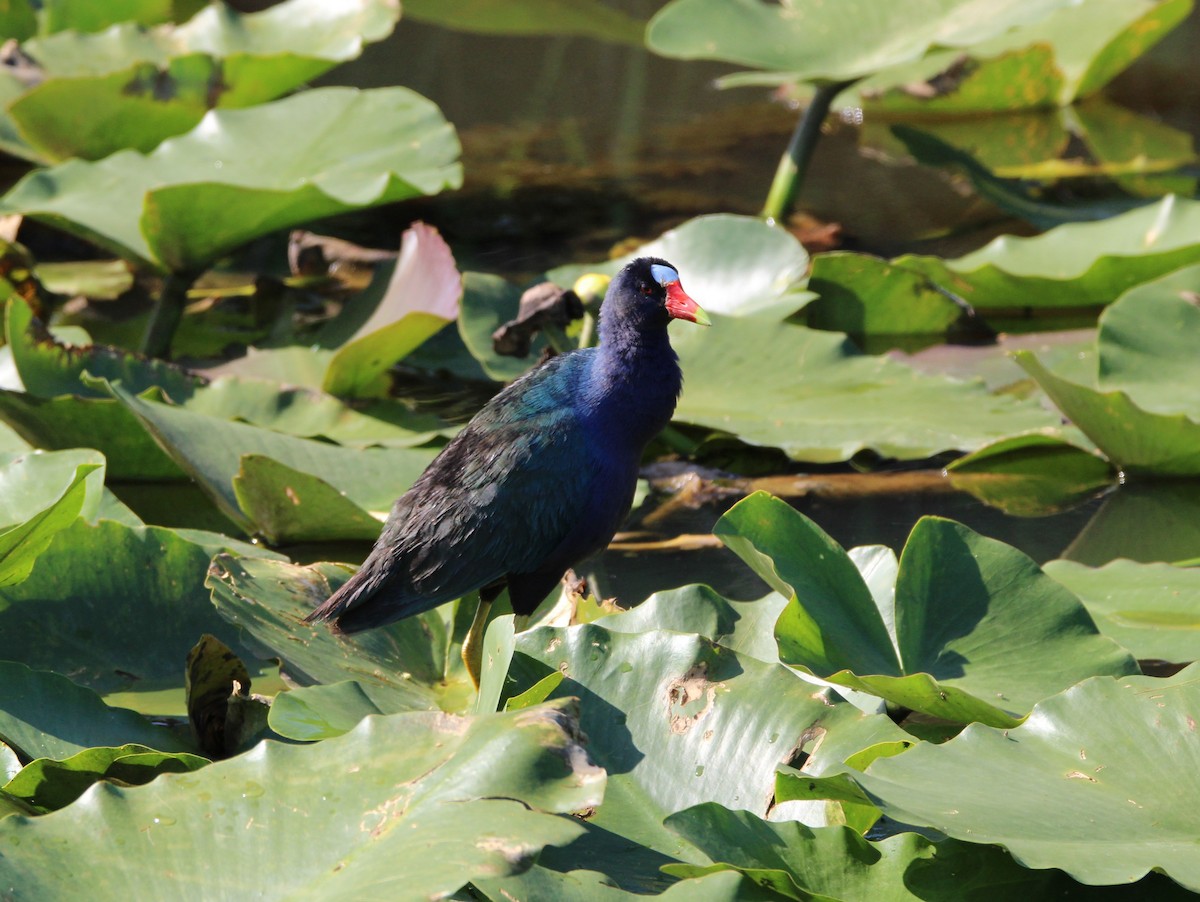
[582,318,682,450]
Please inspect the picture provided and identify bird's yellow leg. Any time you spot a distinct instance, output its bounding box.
[461,597,493,690]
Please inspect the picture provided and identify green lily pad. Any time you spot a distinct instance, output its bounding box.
[647,0,1075,84]
[596,584,788,666]
[1062,481,1200,566]
[716,492,1138,726]
[0,700,604,900]
[268,680,395,742]
[846,0,1190,113]
[232,454,385,544]
[548,214,813,318]
[0,0,35,40]
[863,98,1197,185]
[671,312,1057,463]
[0,661,193,761]
[8,0,401,161]
[663,803,1099,900]
[0,518,266,697]
[1015,353,1200,476]
[7,291,449,446]
[0,86,461,273]
[5,296,203,401]
[183,377,450,448]
[947,434,1116,516]
[805,252,977,338]
[3,743,208,813]
[893,124,1158,229]
[36,259,134,299]
[510,623,910,822]
[207,554,474,713]
[0,448,103,587]
[1044,559,1200,663]
[823,196,1200,314]
[843,667,1200,892]
[1094,264,1200,417]
[100,378,435,536]
[0,390,185,480]
[476,857,777,901]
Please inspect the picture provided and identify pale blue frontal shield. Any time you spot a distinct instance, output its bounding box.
[649,263,679,286]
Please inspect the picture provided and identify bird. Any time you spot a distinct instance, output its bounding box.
[305,257,710,685]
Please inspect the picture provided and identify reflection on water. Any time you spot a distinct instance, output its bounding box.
[321,4,1200,266]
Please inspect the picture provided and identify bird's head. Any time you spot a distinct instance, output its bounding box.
[602,257,711,334]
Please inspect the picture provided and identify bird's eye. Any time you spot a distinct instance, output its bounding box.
[639,282,653,296]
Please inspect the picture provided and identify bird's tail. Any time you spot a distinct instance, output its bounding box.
[303,564,378,633]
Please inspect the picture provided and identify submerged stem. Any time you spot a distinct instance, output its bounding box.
[140,269,201,359]
[760,79,856,224]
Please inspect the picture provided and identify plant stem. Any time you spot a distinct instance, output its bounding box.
[577,311,597,349]
[760,79,855,224]
[141,270,200,359]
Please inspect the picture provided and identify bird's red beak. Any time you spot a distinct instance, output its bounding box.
[664,281,712,326]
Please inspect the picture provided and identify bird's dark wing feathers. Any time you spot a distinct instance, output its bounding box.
[309,353,598,629]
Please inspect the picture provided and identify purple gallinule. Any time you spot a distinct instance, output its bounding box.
[306,257,709,683]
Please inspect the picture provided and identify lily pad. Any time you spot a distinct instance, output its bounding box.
[663,803,1095,900]
[647,0,1076,85]
[947,434,1115,516]
[232,454,386,544]
[671,312,1057,463]
[1062,481,1200,566]
[0,518,265,697]
[6,296,203,400]
[547,214,813,318]
[207,554,475,713]
[847,0,1191,113]
[3,743,208,813]
[716,492,1138,726]
[510,623,910,822]
[823,195,1200,313]
[0,86,461,273]
[0,701,605,900]
[268,680,395,742]
[6,290,449,447]
[182,377,450,448]
[0,447,107,581]
[0,390,186,481]
[100,378,435,537]
[35,0,196,35]
[842,667,1200,892]
[1014,353,1200,477]
[1044,559,1200,663]
[805,251,979,338]
[0,661,193,761]
[1093,264,1200,416]
[596,584,787,666]
[7,0,401,161]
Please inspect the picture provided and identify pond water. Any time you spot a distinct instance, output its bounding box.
[304,4,1200,604]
